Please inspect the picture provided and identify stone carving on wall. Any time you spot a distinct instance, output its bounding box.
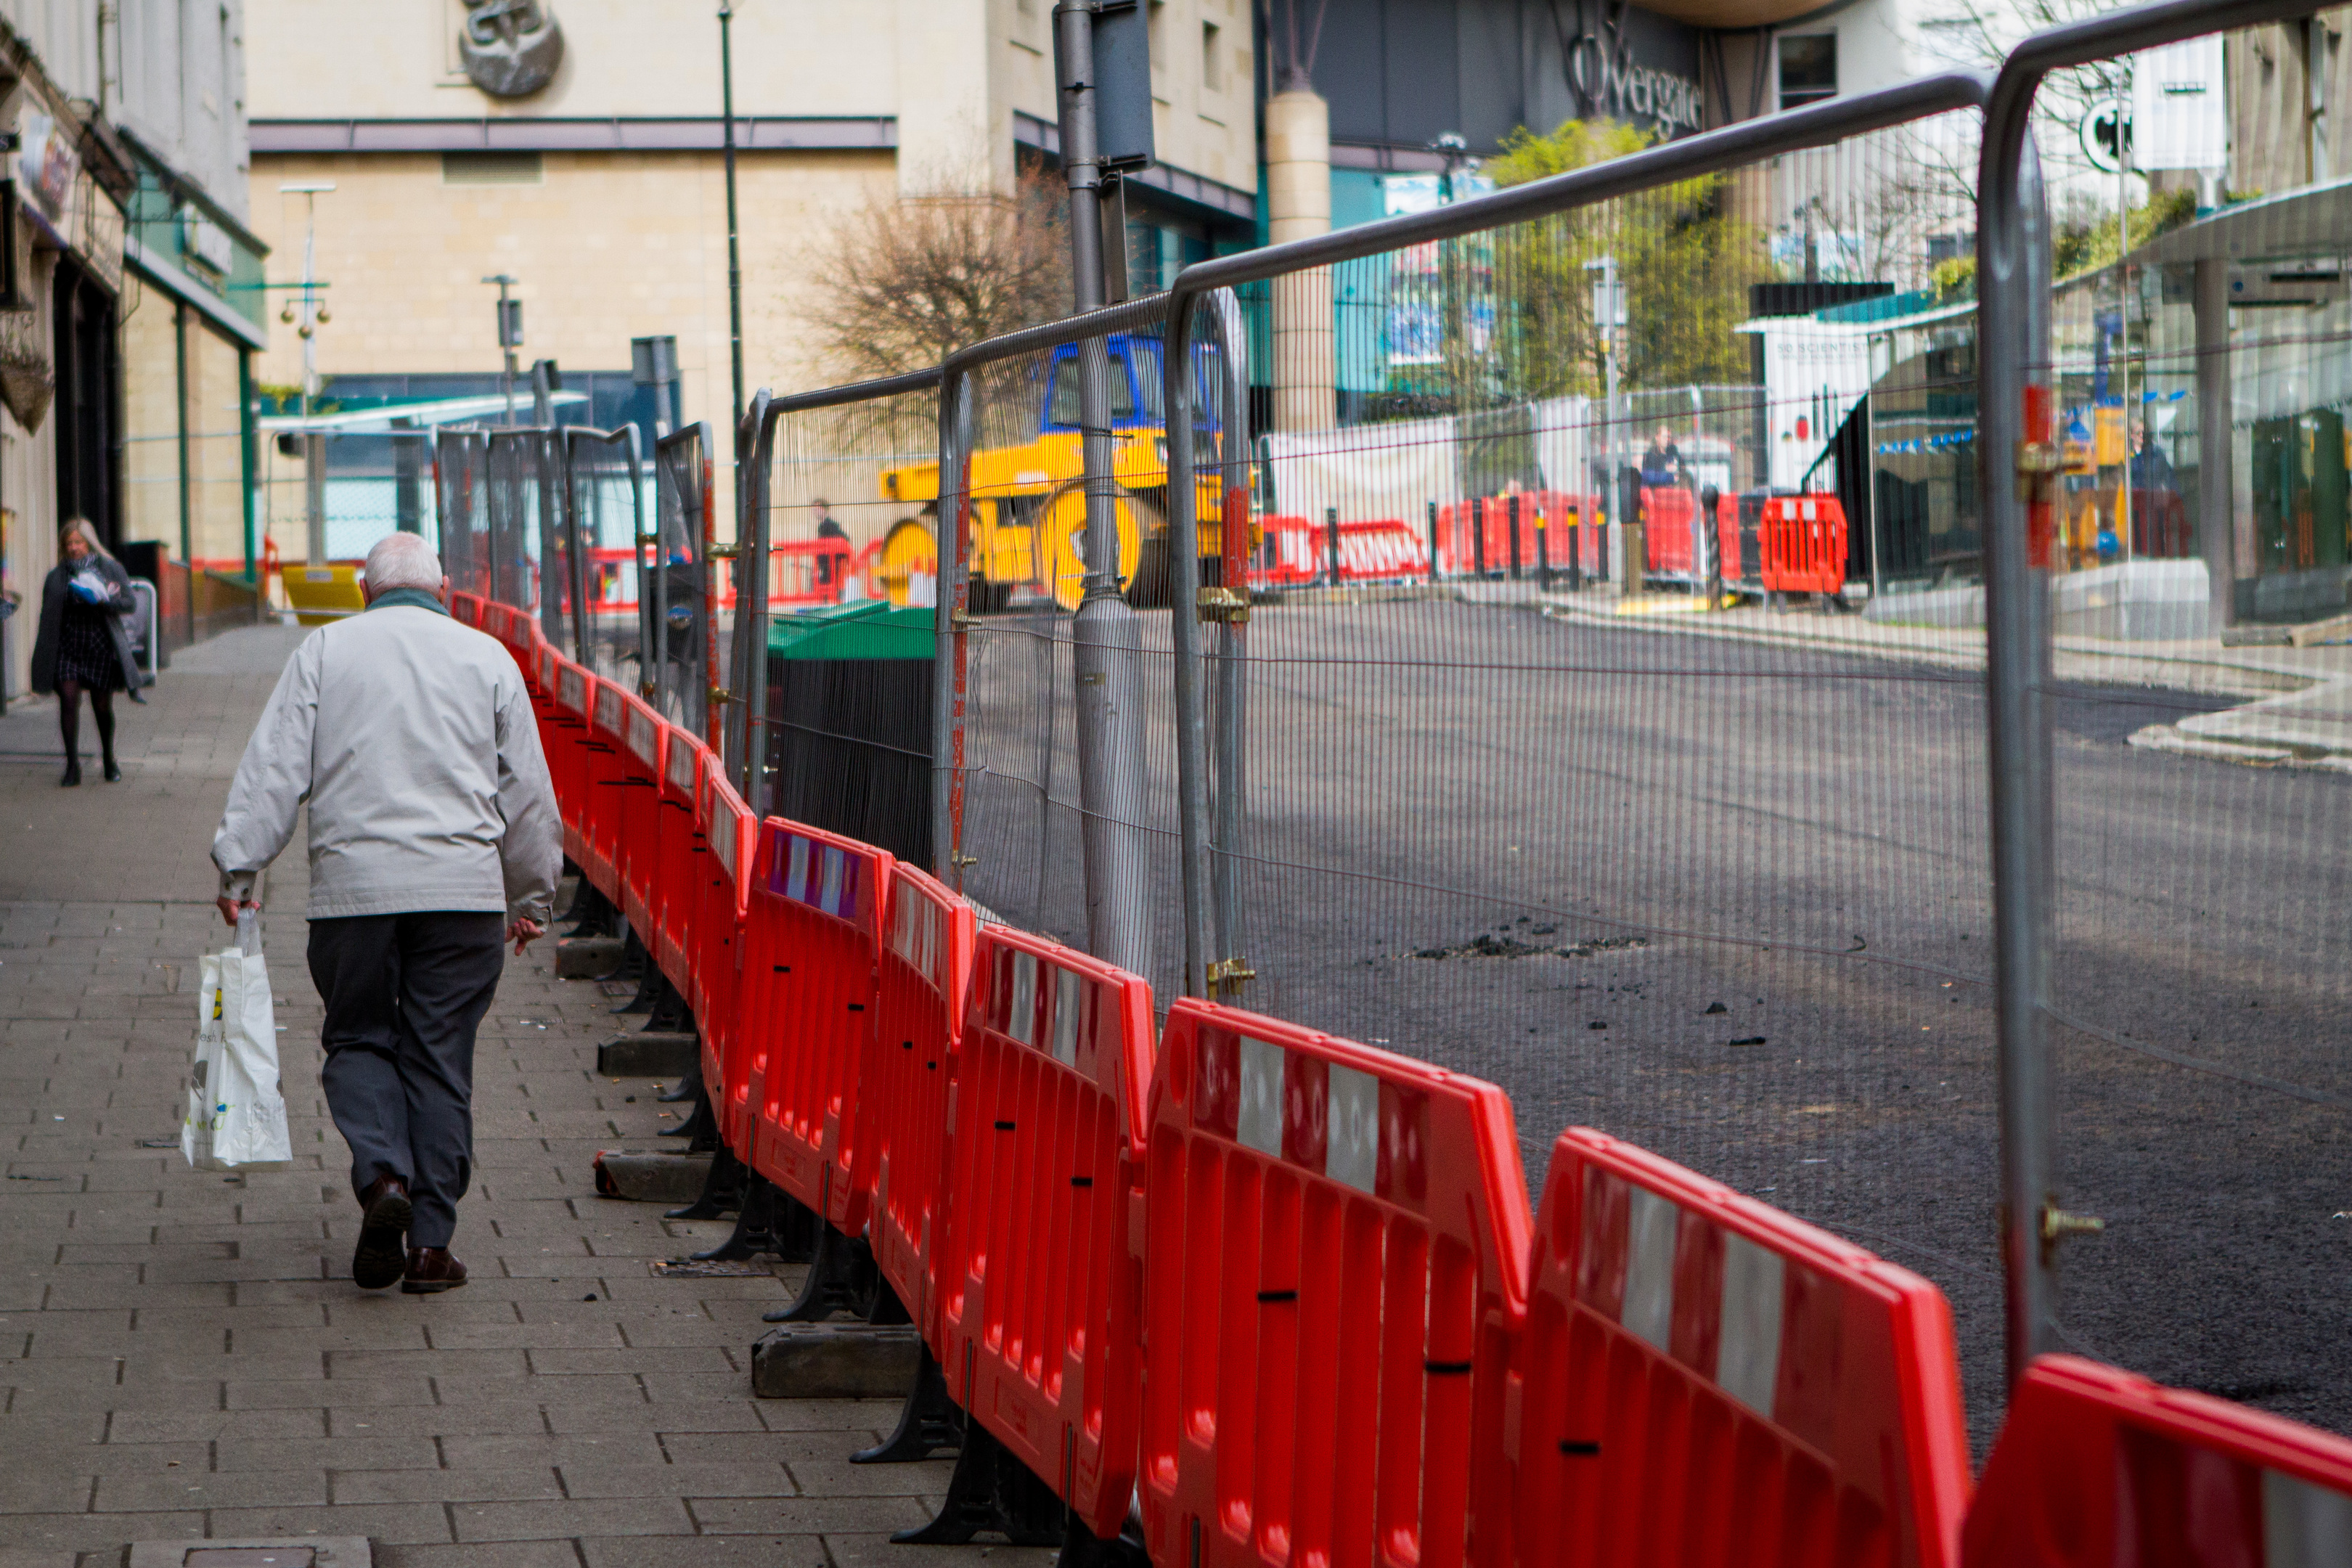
[461,0,565,98]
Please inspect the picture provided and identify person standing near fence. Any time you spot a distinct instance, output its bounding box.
[210,531,563,1294]
[812,496,849,591]
[30,518,140,786]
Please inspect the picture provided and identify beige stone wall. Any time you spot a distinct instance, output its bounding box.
[2229,13,2352,196]
[248,146,896,415]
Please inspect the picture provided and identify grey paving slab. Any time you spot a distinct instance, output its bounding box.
[0,630,928,1564]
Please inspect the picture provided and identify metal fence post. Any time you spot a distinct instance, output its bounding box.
[933,372,969,888]
[1165,298,1214,998]
[1211,290,1252,1002]
[1979,108,2063,1395]
[1324,505,1341,585]
[1426,499,1440,581]
[730,391,775,812]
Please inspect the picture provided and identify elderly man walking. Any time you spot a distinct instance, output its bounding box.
[213,532,561,1294]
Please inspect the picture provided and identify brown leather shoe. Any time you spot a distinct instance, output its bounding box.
[351,1175,412,1290]
[400,1246,468,1294]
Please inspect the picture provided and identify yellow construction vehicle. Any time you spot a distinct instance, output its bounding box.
[871,335,1254,610]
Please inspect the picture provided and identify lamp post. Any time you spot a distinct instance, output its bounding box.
[719,1,746,448]
[482,274,522,426]
[280,182,335,566]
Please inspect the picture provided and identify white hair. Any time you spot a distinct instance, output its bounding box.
[363,532,444,595]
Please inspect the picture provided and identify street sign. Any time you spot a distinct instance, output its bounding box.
[2080,97,2131,173]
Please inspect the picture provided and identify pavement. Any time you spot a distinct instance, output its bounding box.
[0,624,1043,1568]
[1532,584,2352,764]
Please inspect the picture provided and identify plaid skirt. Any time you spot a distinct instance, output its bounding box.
[54,602,126,691]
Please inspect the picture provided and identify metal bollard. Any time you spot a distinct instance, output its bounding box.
[1507,494,1522,580]
[1535,501,1550,592]
[1472,497,1487,577]
[1427,499,1440,583]
[1324,505,1341,587]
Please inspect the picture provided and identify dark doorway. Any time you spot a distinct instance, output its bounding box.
[52,256,121,549]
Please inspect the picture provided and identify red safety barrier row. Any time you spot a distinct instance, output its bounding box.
[1512,1127,1971,1568]
[939,926,1155,1539]
[1967,1355,2352,1566]
[1251,515,1430,586]
[1140,1000,1530,1568]
[452,584,2352,1568]
[860,864,973,1342]
[743,820,891,1233]
[1433,491,1606,579]
[1719,494,1850,595]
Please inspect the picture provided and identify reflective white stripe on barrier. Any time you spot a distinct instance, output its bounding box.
[666,736,696,793]
[709,802,737,876]
[1583,1169,1814,1426]
[594,685,622,733]
[627,706,658,767]
[2267,1470,2352,1566]
[559,666,588,716]
[887,885,944,989]
[776,830,862,920]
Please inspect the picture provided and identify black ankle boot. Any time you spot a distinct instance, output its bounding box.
[60,761,80,787]
[102,757,120,783]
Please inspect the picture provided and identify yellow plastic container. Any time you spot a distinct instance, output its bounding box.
[282,563,365,626]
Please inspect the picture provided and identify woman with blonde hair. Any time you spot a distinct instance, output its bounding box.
[30,518,139,785]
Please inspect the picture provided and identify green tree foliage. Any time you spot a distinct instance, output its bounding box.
[2051,186,2201,280]
[1481,118,1773,399]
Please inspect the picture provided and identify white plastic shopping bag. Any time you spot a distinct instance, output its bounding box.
[182,910,293,1171]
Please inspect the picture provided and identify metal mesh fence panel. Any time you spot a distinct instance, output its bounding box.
[748,391,938,862]
[652,422,716,742]
[434,430,491,601]
[2012,33,2352,1443]
[1169,121,2059,1444]
[483,430,543,615]
[565,428,648,692]
[948,330,1191,1012]
[261,430,439,567]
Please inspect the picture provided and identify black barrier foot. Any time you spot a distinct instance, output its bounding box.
[1055,1510,1151,1568]
[661,1089,721,1151]
[657,1061,703,1105]
[666,1141,745,1222]
[690,1177,819,1263]
[762,1225,880,1323]
[647,983,692,1036]
[613,934,659,1013]
[560,880,617,937]
[889,1421,1066,1547]
[865,1273,911,1327]
[850,1344,962,1464]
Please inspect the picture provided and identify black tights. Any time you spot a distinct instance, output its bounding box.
[57,679,116,767]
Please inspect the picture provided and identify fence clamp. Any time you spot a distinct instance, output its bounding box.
[952,853,981,869]
[640,681,656,699]
[637,532,661,548]
[707,544,741,560]
[1208,957,1256,990]
[951,610,977,630]
[2039,1203,2105,1265]
[1197,586,1251,624]
[709,686,732,706]
[2014,441,2062,503]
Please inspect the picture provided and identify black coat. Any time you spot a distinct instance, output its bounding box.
[30,554,141,695]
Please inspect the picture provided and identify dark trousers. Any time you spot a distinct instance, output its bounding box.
[308,912,505,1249]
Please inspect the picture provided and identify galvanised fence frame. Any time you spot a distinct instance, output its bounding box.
[715,0,2344,1395]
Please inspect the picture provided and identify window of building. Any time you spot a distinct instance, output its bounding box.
[1203,21,1223,91]
[1778,34,1837,109]
[441,152,544,186]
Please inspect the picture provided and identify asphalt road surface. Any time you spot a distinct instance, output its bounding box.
[955,595,2351,1454]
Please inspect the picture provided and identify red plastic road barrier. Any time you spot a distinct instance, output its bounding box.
[452,593,480,627]
[1250,515,1429,587]
[935,927,1154,1538]
[1762,496,1847,595]
[1965,1355,2352,1567]
[616,693,666,936]
[741,819,891,1233]
[581,679,629,902]
[1511,1127,1971,1568]
[1640,485,1704,579]
[649,727,703,995]
[695,767,756,1152]
[858,865,974,1345]
[1140,1000,1532,1568]
[1432,492,1595,577]
[544,660,591,867]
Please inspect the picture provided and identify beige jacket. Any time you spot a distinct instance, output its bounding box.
[212,592,562,923]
